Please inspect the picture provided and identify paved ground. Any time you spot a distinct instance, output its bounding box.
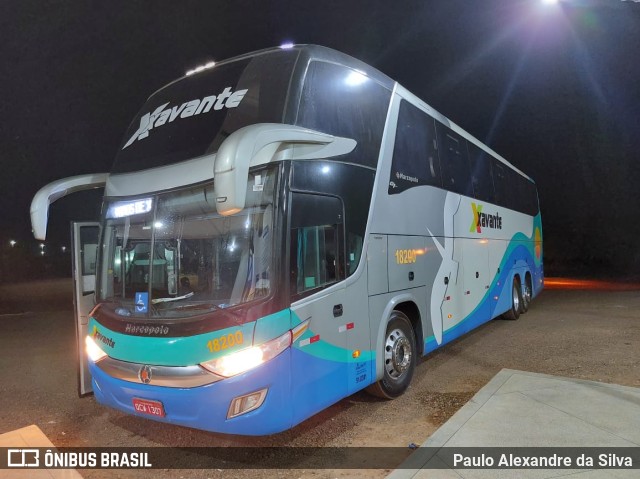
[0,425,82,479]
[388,369,640,478]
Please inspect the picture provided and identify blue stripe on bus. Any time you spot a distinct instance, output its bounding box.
[425,244,540,354]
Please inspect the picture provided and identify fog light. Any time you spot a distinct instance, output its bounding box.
[227,388,268,419]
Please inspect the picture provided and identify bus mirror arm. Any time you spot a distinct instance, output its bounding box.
[30,173,109,240]
[213,123,356,216]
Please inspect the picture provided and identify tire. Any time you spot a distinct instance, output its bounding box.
[367,311,417,399]
[502,278,522,320]
[521,275,532,313]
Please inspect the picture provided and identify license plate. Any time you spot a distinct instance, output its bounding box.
[132,398,165,417]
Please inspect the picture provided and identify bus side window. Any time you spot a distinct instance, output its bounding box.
[347,232,363,276]
[467,143,496,203]
[492,160,507,208]
[489,158,539,216]
[523,178,540,216]
[290,193,344,300]
[389,100,441,194]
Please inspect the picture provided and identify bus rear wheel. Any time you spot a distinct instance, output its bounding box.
[502,278,522,320]
[521,275,532,313]
[367,311,416,399]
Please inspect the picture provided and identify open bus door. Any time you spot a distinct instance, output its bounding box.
[72,222,100,397]
[30,173,108,396]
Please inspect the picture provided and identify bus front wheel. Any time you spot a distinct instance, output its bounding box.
[503,278,522,320]
[367,311,416,399]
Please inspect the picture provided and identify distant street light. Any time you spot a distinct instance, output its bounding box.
[61,246,67,253]
[9,240,16,247]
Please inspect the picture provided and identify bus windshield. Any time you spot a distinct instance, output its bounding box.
[97,167,277,319]
[111,50,297,174]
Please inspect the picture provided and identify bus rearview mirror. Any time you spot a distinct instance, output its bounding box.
[213,123,356,216]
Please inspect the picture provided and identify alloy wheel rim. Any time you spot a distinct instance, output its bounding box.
[384,328,412,379]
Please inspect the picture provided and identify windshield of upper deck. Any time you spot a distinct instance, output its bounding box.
[112,50,297,174]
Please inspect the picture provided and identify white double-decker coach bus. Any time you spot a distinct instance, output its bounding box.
[31,44,543,435]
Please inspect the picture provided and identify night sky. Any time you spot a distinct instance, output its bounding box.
[1,0,639,277]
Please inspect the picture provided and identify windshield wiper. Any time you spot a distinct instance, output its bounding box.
[173,302,220,312]
[151,292,194,304]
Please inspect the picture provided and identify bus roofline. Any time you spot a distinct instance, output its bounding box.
[30,173,109,240]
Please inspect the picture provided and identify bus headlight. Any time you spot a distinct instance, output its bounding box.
[85,335,108,362]
[200,330,291,378]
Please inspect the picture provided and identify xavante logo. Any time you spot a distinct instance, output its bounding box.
[92,325,116,348]
[470,203,502,233]
[123,86,248,149]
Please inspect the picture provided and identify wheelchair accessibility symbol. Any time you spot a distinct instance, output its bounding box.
[135,292,149,313]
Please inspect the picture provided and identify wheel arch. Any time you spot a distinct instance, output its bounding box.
[393,301,424,356]
[524,270,532,287]
[512,271,522,287]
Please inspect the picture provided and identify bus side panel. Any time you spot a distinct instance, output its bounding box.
[341,268,375,395]
[532,214,544,297]
[489,239,512,318]
[423,241,535,352]
[365,113,451,356]
[362,89,543,365]
[423,193,540,349]
[289,267,376,425]
[290,287,348,426]
[461,236,491,330]
[366,231,447,374]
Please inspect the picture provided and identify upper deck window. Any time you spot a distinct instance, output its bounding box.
[112,51,297,174]
[389,100,441,194]
[296,61,392,168]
